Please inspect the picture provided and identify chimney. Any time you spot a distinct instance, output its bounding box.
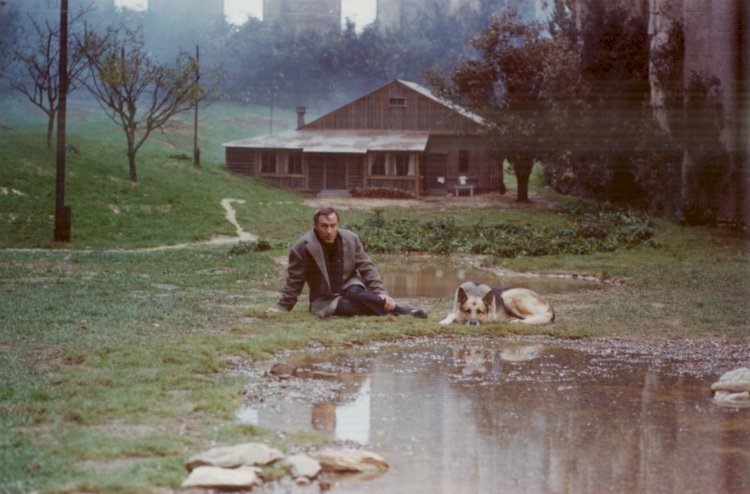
[296,106,306,129]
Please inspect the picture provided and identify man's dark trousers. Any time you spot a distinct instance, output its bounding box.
[334,285,393,317]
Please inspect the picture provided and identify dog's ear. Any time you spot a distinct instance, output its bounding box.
[457,287,469,305]
[482,290,496,309]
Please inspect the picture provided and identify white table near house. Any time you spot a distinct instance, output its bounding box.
[454,184,475,197]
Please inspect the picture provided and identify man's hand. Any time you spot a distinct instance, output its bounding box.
[379,294,396,312]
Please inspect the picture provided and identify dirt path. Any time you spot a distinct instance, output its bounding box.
[127,198,257,252]
[219,198,257,243]
[4,198,257,253]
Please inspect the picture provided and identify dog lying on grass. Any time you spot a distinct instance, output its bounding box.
[439,281,555,326]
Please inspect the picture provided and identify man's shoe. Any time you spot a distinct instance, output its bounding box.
[409,308,428,319]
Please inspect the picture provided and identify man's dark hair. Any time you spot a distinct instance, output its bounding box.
[313,207,339,224]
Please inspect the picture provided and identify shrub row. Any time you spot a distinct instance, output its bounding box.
[348,202,658,258]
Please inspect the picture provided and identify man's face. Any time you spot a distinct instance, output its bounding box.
[314,213,340,244]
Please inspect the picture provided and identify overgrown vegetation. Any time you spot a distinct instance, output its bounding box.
[349,202,656,257]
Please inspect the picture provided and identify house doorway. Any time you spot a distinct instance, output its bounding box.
[424,153,447,193]
[308,154,348,192]
[325,161,347,190]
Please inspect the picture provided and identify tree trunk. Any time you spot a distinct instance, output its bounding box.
[128,153,138,182]
[497,162,507,195]
[514,157,533,202]
[516,171,530,202]
[127,138,138,182]
[46,114,55,150]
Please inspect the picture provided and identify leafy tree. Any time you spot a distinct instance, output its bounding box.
[7,12,88,148]
[544,2,663,207]
[77,26,206,182]
[427,11,587,201]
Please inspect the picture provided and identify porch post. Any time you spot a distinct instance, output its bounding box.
[303,154,309,191]
[415,153,422,196]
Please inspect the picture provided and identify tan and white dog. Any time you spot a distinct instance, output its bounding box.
[439,281,554,326]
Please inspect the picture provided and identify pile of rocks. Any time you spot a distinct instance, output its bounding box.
[711,368,750,408]
[180,442,388,492]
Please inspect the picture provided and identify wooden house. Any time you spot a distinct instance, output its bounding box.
[222,80,502,196]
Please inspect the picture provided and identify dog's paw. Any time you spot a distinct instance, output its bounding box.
[438,317,453,325]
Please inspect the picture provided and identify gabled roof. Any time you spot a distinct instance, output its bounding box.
[222,79,485,152]
[300,79,485,130]
[395,80,485,127]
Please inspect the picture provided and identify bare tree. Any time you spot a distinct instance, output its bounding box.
[77,26,203,182]
[8,12,87,148]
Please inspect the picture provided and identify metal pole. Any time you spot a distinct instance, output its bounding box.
[54,0,70,242]
[193,44,200,167]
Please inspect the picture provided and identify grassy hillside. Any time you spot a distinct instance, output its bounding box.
[0,97,315,249]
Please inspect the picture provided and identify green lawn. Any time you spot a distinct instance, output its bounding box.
[0,96,748,493]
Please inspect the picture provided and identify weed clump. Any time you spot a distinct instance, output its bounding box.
[229,239,273,256]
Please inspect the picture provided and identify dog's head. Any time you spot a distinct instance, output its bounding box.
[455,282,496,326]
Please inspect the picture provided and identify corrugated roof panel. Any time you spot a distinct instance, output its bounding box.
[223,130,430,154]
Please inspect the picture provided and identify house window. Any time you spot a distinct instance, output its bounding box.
[260,152,277,174]
[458,150,470,173]
[369,152,416,177]
[287,152,303,175]
[393,154,409,176]
[370,154,386,175]
[389,97,406,107]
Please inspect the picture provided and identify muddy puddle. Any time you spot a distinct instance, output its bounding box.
[239,337,749,493]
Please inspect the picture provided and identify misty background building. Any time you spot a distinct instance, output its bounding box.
[263,0,340,31]
[148,0,224,18]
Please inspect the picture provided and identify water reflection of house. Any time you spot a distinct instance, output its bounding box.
[222,80,502,196]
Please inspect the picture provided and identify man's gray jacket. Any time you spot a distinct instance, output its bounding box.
[274,228,387,317]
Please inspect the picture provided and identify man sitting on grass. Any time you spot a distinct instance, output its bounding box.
[268,207,427,319]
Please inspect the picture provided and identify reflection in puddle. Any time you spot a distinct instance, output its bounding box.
[239,338,750,493]
[379,263,602,299]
